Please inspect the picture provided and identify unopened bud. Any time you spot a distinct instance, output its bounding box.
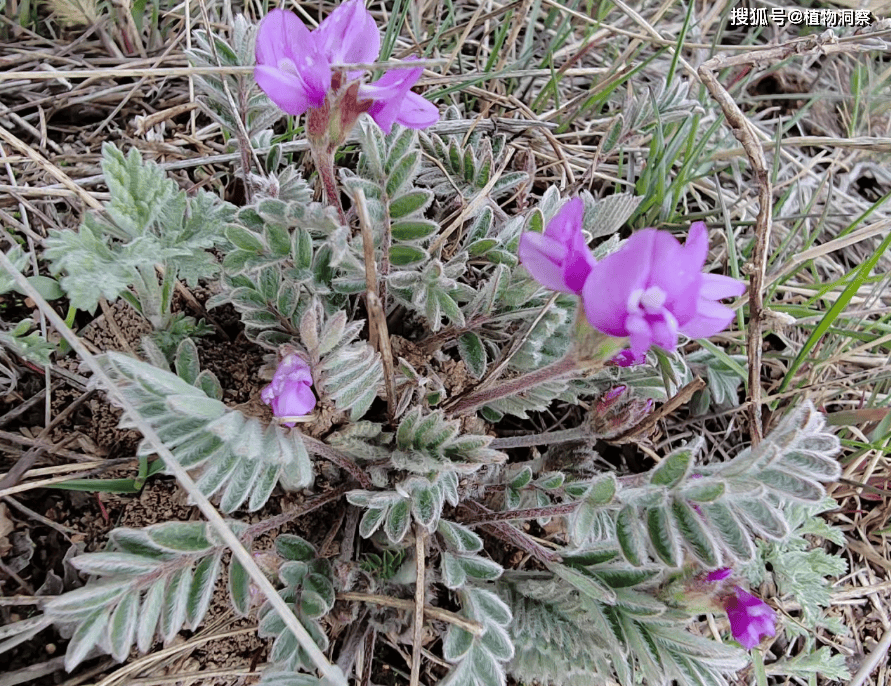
[586,387,652,439]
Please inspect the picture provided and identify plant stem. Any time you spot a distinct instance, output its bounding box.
[490,426,588,450]
[448,354,581,416]
[462,500,561,564]
[339,592,484,636]
[311,144,347,225]
[244,484,350,540]
[301,434,374,489]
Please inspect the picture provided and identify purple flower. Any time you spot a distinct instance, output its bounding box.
[518,198,597,295]
[705,567,732,583]
[261,352,316,427]
[704,569,776,650]
[582,222,746,357]
[254,2,438,133]
[610,349,647,367]
[722,587,776,650]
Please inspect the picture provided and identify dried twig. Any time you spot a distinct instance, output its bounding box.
[339,592,484,636]
[355,188,397,420]
[410,525,427,686]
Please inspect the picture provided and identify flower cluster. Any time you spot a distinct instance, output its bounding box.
[254,1,438,137]
[519,199,746,360]
[706,568,777,650]
[260,352,316,427]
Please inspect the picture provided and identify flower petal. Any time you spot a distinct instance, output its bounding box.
[706,568,732,582]
[261,352,316,426]
[582,230,656,337]
[317,0,381,69]
[650,230,700,324]
[255,9,331,110]
[519,198,595,295]
[611,350,647,367]
[519,232,572,293]
[700,273,747,300]
[625,313,653,357]
[725,588,776,650]
[256,9,310,67]
[362,65,423,133]
[545,197,584,243]
[680,299,735,339]
[254,65,315,115]
[394,90,440,129]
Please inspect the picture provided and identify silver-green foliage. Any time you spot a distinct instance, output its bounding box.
[0,318,57,367]
[298,299,383,421]
[256,534,335,673]
[337,408,506,543]
[418,105,528,201]
[341,120,476,332]
[43,522,228,670]
[568,401,841,568]
[347,473,460,545]
[393,408,506,473]
[739,499,851,682]
[99,350,313,512]
[45,144,232,318]
[500,555,747,686]
[186,15,282,138]
[744,499,848,632]
[436,520,514,686]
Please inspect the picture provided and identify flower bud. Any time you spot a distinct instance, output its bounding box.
[700,568,777,650]
[610,349,647,367]
[260,351,316,427]
[720,586,776,650]
[586,386,652,439]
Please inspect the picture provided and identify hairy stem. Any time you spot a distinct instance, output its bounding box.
[447,354,581,416]
[462,500,561,565]
[490,426,588,450]
[301,434,374,489]
[339,592,484,636]
[311,144,347,225]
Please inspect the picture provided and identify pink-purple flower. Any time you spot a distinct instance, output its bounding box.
[519,202,746,358]
[254,2,438,134]
[518,198,596,295]
[261,352,316,427]
[582,221,746,357]
[610,349,647,367]
[722,587,777,650]
[706,568,776,650]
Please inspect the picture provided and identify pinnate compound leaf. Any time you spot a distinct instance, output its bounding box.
[441,553,467,590]
[99,352,312,510]
[228,557,252,617]
[65,607,109,670]
[45,520,229,669]
[137,581,165,653]
[384,499,411,543]
[646,506,682,567]
[650,442,696,487]
[616,505,647,566]
[276,535,316,562]
[458,332,487,379]
[756,468,824,502]
[671,499,721,567]
[701,502,756,562]
[437,519,484,554]
[443,624,474,661]
[359,506,387,539]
